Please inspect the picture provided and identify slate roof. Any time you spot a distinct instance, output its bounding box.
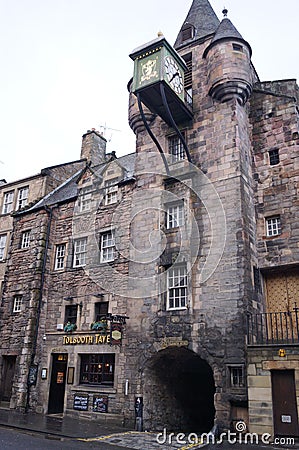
[174,0,220,49]
[19,153,137,215]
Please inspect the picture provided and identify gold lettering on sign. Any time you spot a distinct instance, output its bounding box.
[63,334,111,345]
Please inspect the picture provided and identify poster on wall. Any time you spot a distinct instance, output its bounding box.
[93,395,108,413]
[73,394,89,411]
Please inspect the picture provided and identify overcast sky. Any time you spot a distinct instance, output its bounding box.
[0,0,298,183]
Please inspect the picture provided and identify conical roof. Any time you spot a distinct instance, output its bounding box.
[203,16,252,57]
[174,0,220,49]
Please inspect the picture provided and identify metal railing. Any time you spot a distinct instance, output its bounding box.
[247,305,299,345]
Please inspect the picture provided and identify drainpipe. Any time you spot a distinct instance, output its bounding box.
[25,205,53,412]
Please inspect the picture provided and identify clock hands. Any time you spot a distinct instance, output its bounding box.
[169,71,180,83]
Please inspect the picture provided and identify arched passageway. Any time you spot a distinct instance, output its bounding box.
[143,347,215,432]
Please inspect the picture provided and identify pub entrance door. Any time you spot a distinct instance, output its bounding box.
[48,353,68,414]
[271,370,299,436]
[1,355,16,402]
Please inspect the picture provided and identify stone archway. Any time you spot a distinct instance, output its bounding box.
[142,347,215,432]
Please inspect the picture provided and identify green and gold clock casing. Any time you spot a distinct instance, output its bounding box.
[129,35,193,126]
[130,36,187,102]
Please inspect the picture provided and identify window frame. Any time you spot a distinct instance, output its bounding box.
[104,178,119,206]
[64,304,78,325]
[95,302,109,322]
[79,353,115,386]
[2,190,14,214]
[0,234,7,261]
[166,202,184,229]
[269,148,280,166]
[78,187,92,212]
[228,365,245,389]
[13,295,23,313]
[54,243,66,270]
[168,134,186,163]
[21,230,31,249]
[167,265,188,310]
[73,237,87,267]
[100,230,115,263]
[266,216,282,237]
[17,186,29,210]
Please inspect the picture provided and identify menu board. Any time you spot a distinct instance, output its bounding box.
[93,395,108,413]
[73,394,89,411]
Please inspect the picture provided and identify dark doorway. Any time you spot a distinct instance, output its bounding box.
[0,356,16,401]
[271,370,299,436]
[143,347,215,432]
[48,353,68,414]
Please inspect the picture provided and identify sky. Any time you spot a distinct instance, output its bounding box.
[0,0,298,183]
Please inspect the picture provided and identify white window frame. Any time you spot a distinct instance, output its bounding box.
[13,295,23,313]
[2,191,14,214]
[21,230,31,249]
[73,238,87,267]
[55,243,66,270]
[105,178,118,206]
[166,203,184,229]
[78,188,92,212]
[167,265,188,310]
[17,186,29,210]
[100,230,115,263]
[0,234,7,261]
[266,216,281,237]
[168,135,185,163]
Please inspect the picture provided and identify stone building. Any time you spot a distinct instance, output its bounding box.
[0,0,298,438]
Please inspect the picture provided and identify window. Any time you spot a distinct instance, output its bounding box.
[105,178,118,205]
[168,135,185,162]
[95,302,109,321]
[2,191,14,214]
[13,295,23,313]
[73,238,87,267]
[181,24,195,42]
[232,43,243,52]
[65,304,78,325]
[55,244,66,270]
[78,188,92,212]
[17,186,29,210]
[0,234,7,261]
[166,203,184,229]
[100,230,115,262]
[167,265,188,310]
[21,230,31,249]
[182,53,192,105]
[80,354,115,386]
[229,366,245,388]
[269,149,280,166]
[266,216,281,237]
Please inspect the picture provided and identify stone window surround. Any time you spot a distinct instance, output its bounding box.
[104,178,119,206]
[2,190,14,214]
[17,186,29,210]
[166,201,185,229]
[227,364,245,389]
[73,237,88,268]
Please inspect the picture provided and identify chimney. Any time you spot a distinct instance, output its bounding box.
[81,128,107,166]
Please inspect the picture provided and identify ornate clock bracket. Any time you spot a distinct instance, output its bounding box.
[159,83,192,163]
[137,92,170,176]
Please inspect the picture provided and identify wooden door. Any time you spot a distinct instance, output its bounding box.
[1,356,16,401]
[271,370,299,436]
[48,353,68,414]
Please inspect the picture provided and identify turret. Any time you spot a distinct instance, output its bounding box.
[203,9,253,105]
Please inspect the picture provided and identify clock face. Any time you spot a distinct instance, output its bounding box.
[164,56,184,95]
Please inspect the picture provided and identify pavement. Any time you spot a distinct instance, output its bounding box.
[0,407,298,450]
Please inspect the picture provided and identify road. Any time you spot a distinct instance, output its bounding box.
[0,426,135,450]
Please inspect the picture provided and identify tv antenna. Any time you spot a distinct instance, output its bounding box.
[99,123,121,142]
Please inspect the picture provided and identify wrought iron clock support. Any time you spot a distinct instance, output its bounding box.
[137,88,192,176]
